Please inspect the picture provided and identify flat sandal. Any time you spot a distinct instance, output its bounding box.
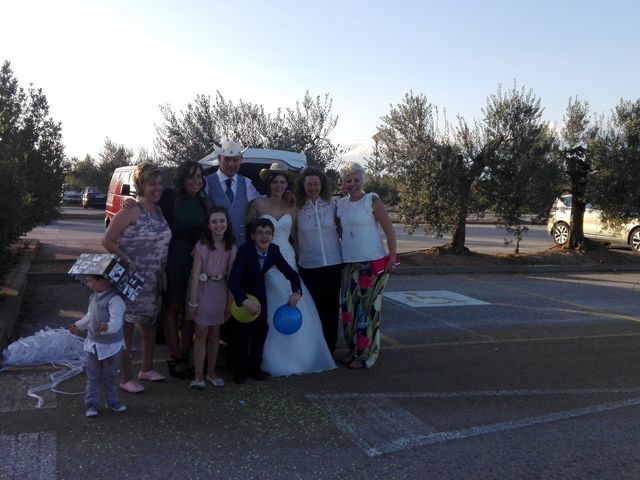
[347,360,366,369]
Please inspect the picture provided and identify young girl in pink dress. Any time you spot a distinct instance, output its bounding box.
[187,206,237,390]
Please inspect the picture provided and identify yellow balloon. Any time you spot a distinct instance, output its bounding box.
[231,294,261,323]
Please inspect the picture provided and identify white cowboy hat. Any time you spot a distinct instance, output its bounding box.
[215,140,248,157]
[259,161,297,183]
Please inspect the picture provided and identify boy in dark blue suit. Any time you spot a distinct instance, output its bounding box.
[228,218,302,384]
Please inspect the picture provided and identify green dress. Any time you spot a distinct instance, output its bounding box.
[164,193,208,305]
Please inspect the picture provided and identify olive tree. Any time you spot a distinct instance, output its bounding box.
[558,98,595,249]
[154,91,339,169]
[0,60,66,258]
[375,92,499,254]
[589,99,640,229]
[480,84,562,253]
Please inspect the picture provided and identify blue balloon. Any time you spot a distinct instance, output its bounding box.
[273,304,302,335]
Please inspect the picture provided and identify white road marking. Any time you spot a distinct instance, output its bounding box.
[384,290,489,308]
[315,397,435,457]
[0,431,57,479]
[307,388,640,400]
[308,389,640,457]
[383,290,495,340]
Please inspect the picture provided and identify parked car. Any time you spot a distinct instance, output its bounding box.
[547,194,640,252]
[81,186,107,209]
[61,185,82,205]
[105,149,306,228]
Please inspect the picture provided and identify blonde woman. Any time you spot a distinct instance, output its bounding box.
[103,163,172,393]
[337,161,396,369]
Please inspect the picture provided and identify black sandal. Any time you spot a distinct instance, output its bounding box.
[167,355,193,380]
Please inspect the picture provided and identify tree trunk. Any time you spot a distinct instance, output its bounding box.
[567,202,586,249]
[564,146,590,250]
[451,211,467,254]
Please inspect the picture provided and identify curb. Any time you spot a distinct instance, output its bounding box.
[0,239,39,353]
[62,213,104,220]
[395,263,640,275]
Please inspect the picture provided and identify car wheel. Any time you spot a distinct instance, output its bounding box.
[631,228,640,253]
[552,222,569,245]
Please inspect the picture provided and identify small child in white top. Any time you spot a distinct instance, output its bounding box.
[69,274,127,418]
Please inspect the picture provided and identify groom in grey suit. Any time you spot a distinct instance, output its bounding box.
[204,139,260,246]
[205,139,261,368]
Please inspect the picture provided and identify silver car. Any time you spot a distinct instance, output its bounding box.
[548,194,640,252]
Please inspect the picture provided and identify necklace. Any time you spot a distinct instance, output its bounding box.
[345,195,363,239]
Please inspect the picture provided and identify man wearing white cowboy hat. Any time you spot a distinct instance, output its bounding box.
[205,139,260,246]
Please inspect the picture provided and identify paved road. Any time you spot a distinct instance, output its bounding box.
[4,212,640,479]
[32,206,557,257]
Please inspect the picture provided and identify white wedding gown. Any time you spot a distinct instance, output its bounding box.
[260,214,337,376]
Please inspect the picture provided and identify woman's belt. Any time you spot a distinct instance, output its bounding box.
[199,273,225,282]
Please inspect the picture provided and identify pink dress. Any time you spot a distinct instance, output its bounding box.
[192,242,236,326]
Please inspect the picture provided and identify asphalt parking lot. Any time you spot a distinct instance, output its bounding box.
[4,208,640,479]
[4,268,640,479]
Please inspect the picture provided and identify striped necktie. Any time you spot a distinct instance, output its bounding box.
[225,178,234,203]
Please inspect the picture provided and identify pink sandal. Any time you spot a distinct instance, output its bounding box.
[137,370,166,382]
[120,380,144,394]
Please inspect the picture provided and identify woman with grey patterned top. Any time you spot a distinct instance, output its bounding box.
[103,163,172,394]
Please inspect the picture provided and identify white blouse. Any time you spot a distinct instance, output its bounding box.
[296,198,343,269]
[337,192,387,263]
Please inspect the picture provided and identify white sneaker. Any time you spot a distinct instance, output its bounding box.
[190,379,205,390]
[85,405,98,417]
[106,402,127,413]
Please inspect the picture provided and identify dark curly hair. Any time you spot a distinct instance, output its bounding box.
[173,161,206,201]
[201,206,235,251]
[294,166,330,207]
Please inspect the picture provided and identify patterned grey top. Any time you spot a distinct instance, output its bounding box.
[118,203,172,323]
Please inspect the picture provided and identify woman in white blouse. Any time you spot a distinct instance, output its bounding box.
[336,161,397,369]
[294,166,343,353]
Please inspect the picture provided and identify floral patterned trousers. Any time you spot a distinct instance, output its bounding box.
[340,262,389,368]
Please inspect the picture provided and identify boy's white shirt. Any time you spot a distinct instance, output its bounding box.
[75,290,125,360]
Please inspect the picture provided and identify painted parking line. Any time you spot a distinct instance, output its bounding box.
[0,431,57,479]
[308,389,640,457]
[384,290,489,308]
[314,396,436,457]
[383,291,495,342]
[463,275,640,324]
[381,331,640,350]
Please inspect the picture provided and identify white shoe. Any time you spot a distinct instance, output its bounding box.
[190,379,205,390]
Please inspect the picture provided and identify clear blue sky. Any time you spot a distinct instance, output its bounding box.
[2,0,639,163]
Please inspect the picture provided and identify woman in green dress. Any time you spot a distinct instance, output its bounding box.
[158,161,209,378]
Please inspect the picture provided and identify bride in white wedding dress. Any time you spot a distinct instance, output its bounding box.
[247,165,336,377]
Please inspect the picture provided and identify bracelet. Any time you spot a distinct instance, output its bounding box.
[188,301,198,308]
